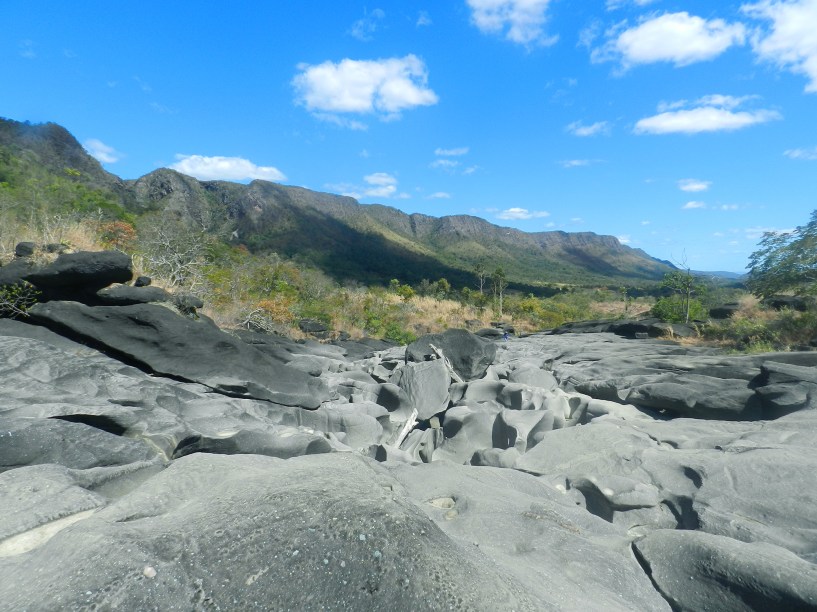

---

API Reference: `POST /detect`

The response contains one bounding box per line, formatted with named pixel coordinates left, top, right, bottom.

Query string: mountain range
left=0, top=117, right=677, bottom=289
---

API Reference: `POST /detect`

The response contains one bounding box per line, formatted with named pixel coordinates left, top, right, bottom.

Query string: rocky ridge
left=1, top=249, right=816, bottom=610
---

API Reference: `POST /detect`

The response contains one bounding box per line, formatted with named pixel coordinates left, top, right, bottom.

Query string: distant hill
left=0, top=117, right=676, bottom=289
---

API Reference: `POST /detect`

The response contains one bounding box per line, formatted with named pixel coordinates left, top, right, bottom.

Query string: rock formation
left=1, top=248, right=816, bottom=610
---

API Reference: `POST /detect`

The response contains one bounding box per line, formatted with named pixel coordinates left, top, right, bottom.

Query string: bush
left=0, top=283, right=39, bottom=318
left=652, top=296, right=707, bottom=323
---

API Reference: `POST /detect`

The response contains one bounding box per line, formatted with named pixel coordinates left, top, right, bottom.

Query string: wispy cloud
left=19, top=39, right=36, bottom=59
left=745, top=225, right=795, bottom=240
left=432, top=147, right=472, bottom=174
left=349, top=8, right=385, bottom=42
left=743, top=0, right=817, bottom=93
left=150, top=102, right=176, bottom=114
left=417, top=11, right=432, bottom=27
left=617, top=235, right=632, bottom=244
left=606, top=0, right=658, bottom=10
left=678, top=178, right=712, bottom=192
left=293, top=55, right=438, bottom=126
left=466, top=0, right=558, bottom=46
left=328, top=172, right=410, bottom=200
left=565, top=120, right=611, bottom=136
left=431, top=159, right=460, bottom=170
left=133, top=76, right=152, bottom=92
left=682, top=201, right=707, bottom=209
left=784, top=146, right=817, bottom=160
left=84, top=139, right=122, bottom=164
left=635, top=94, right=780, bottom=134
left=559, top=158, right=601, bottom=168
left=170, top=155, right=286, bottom=182
left=435, top=146, right=469, bottom=156
left=497, top=207, right=550, bottom=220
left=593, top=12, right=746, bottom=68
left=427, top=192, right=451, bottom=199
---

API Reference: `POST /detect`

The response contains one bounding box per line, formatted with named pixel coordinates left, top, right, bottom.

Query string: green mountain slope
left=0, top=117, right=674, bottom=288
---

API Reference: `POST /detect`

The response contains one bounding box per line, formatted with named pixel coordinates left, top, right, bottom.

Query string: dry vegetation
left=3, top=212, right=813, bottom=352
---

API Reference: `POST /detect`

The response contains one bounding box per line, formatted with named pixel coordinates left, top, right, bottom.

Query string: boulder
left=624, top=374, right=761, bottom=420
left=298, top=318, right=329, bottom=334
left=709, top=303, right=741, bottom=319
left=27, top=301, right=329, bottom=408
left=0, top=453, right=539, bottom=611
left=762, top=295, right=814, bottom=312
left=95, top=284, right=172, bottom=306
left=390, top=359, right=450, bottom=420
left=14, top=242, right=36, bottom=258
left=0, top=258, right=36, bottom=287
left=407, top=328, right=497, bottom=381
left=634, top=530, right=817, bottom=611
left=25, top=250, right=132, bottom=291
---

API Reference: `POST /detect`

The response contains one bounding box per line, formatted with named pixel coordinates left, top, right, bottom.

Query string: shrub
left=0, top=283, right=39, bottom=319
left=652, top=296, right=707, bottom=323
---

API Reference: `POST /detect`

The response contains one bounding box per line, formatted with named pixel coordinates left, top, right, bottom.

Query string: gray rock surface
left=2, top=305, right=817, bottom=610
left=634, top=530, right=817, bottom=611
left=407, top=328, right=497, bottom=380
left=27, top=301, right=329, bottom=408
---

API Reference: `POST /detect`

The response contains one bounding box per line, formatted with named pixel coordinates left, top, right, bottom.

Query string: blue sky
left=4, top=0, right=817, bottom=273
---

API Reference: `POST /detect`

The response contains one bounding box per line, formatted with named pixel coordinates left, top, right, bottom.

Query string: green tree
left=473, top=260, right=488, bottom=295
left=747, top=210, right=817, bottom=299
left=491, top=267, right=509, bottom=317
left=659, top=268, right=706, bottom=324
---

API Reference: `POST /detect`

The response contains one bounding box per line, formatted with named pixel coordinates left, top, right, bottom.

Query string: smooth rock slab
left=407, top=328, right=497, bottom=381
left=27, top=301, right=329, bottom=408
left=25, top=250, right=133, bottom=291
left=634, top=530, right=817, bottom=611
left=390, top=461, right=672, bottom=611
left=0, top=453, right=538, bottom=611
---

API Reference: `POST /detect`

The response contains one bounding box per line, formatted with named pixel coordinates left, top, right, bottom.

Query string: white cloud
left=560, top=159, right=589, bottom=168
left=745, top=225, right=795, bottom=239
left=349, top=8, right=385, bottom=42
left=84, top=139, right=122, bottom=164
left=682, top=201, right=707, bottom=209
left=466, top=0, right=557, bottom=46
left=595, top=12, right=746, bottom=67
left=497, top=207, right=550, bottom=220
left=617, top=235, right=632, bottom=244
left=427, top=192, right=452, bottom=199
left=19, top=39, right=36, bottom=59
left=169, top=155, right=286, bottom=182
left=292, top=55, right=438, bottom=123
left=721, top=204, right=740, bottom=210
left=607, top=0, right=658, bottom=9
left=329, top=172, right=409, bottom=200
left=150, top=102, right=175, bottom=114
left=635, top=95, right=781, bottom=134
left=559, top=159, right=600, bottom=168
left=641, top=220, right=651, bottom=225
left=785, top=146, right=817, bottom=159
left=431, top=159, right=460, bottom=171
left=435, top=146, right=469, bottom=156
left=417, top=11, right=432, bottom=27
left=312, top=113, right=369, bottom=131
left=565, top=120, right=611, bottom=136
left=463, top=165, right=479, bottom=175
left=678, top=178, right=712, bottom=192
left=743, top=0, right=817, bottom=93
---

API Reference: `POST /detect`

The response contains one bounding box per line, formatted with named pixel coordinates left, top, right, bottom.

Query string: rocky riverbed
left=1, top=250, right=816, bottom=610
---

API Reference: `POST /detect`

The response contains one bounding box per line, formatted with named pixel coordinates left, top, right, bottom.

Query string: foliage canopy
left=747, top=210, right=817, bottom=299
